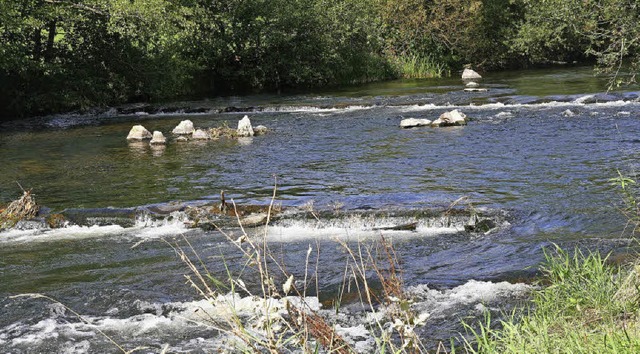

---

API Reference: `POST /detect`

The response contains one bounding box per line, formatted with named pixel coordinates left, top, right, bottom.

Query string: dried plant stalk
left=286, top=301, right=353, bottom=354
left=0, top=190, right=39, bottom=229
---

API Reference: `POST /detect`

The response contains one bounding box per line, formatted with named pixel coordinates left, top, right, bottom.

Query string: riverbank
left=463, top=246, right=640, bottom=353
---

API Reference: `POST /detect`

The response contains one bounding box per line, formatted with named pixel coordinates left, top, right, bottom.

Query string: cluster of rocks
left=399, top=67, right=488, bottom=129
left=462, top=68, right=488, bottom=92
left=400, top=109, right=468, bottom=128
left=126, top=115, right=268, bottom=144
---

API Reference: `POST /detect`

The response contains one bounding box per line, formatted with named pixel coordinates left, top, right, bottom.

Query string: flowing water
left=1, top=66, right=640, bottom=352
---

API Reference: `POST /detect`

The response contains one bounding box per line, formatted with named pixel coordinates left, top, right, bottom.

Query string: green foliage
left=509, top=0, right=593, bottom=65
left=3, top=0, right=640, bottom=118
left=610, top=170, right=640, bottom=234
left=464, top=246, right=640, bottom=353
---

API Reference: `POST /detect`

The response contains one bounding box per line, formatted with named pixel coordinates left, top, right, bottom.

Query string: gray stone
left=240, top=213, right=268, bottom=227
left=462, top=68, right=482, bottom=80
left=465, top=81, right=480, bottom=88
left=431, top=110, right=468, bottom=127
left=237, top=115, right=255, bottom=137
left=192, top=129, right=211, bottom=140
left=562, top=109, right=576, bottom=117
left=149, top=131, right=166, bottom=145
left=176, top=136, right=188, bottom=142
left=126, top=125, right=152, bottom=140
left=254, top=125, right=269, bottom=135
left=400, top=118, right=432, bottom=128
left=172, top=120, right=195, bottom=135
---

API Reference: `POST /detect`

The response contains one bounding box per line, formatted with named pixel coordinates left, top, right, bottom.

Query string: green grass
left=391, top=54, right=448, bottom=79
left=462, top=245, right=640, bottom=353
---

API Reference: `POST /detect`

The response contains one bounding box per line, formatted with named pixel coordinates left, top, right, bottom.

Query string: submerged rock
left=126, top=125, right=152, bottom=140
left=431, top=110, right=468, bottom=127
left=192, top=129, right=211, bottom=140
left=400, top=118, right=432, bottom=128
left=185, top=202, right=280, bottom=230
left=462, top=68, right=482, bottom=80
left=464, top=218, right=497, bottom=233
left=562, top=109, right=576, bottom=117
left=464, top=87, right=488, bottom=92
left=149, top=131, right=166, bottom=145
left=237, top=115, right=255, bottom=137
left=465, top=81, right=480, bottom=88
left=176, top=136, right=189, bottom=142
left=172, top=120, right=195, bottom=135
left=46, top=213, right=67, bottom=228
left=61, top=208, right=136, bottom=227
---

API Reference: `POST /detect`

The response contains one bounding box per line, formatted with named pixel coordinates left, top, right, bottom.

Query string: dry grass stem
left=0, top=189, right=39, bottom=229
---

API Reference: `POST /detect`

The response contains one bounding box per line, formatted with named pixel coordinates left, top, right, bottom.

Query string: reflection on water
left=127, top=141, right=148, bottom=157
left=150, top=144, right=166, bottom=157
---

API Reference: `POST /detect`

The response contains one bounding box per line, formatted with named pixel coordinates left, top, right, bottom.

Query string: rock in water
left=126, top=125, right=152, bottom=140
left=400, top=118, right=432, bottom=128
left=464, top=87, right=488, bottom=92
left=432, top=110, right=468, bottom=127
left=562, top=109, right=576, bottom=117
left=462, top=68, right=482, bottom=80
left=465, top=81, right=480, bottom=88
left=192, top=129, right=211, bottom=140
left=150, top=131, right=166, bottom=145
left=172, top=120, right=195, bottom=135
left=237, top=115, right=255, bottom=137
left=254, top=125, right=269, bottom=135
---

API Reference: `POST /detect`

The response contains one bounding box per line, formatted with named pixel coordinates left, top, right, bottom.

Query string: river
left=1, top=65, right=639, bottom=352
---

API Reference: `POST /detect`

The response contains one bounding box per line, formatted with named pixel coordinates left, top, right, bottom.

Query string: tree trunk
left=33, top=27, right=42, bottom=61
left=44, top=20, right=57, bottom=62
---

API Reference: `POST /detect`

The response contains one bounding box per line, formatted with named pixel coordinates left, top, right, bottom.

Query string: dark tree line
left=1, top=0, right=638, bottom=119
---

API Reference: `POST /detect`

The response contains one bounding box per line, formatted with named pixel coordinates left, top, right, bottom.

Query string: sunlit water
left=2, top=65, right=640, bottom=352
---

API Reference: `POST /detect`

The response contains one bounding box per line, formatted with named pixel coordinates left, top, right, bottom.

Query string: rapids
left=1, top=65, right=640, bottom=352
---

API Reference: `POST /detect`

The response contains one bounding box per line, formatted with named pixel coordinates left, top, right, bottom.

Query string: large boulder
left=237, top=115, right=255, bottom=137
left=432, top=110, right=468, bottom=127
left=126, top=125, right=152, bottom=140
left=172, top=120, right=195, bottom=135
left=462, top=68, right=482, bottom=80
left=192, top=129, right=211, bottom=140
left=400, top=118, right=432, bottom=128
left=150, top=131, right=166, bottom=145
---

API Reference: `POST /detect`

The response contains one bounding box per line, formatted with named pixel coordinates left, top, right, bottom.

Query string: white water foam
left=0, top=212, right=189, bottom=244
left=258, top=104, right=375, bottom=114
left=397, top=99, right=640, bottom=114
left=0, top=224, right=125, bottom=244
left=132, top=212, right=189, bottom=239
left=263, top=219, right=461, bottom=242
left=0, top=279, right=531, bottom=353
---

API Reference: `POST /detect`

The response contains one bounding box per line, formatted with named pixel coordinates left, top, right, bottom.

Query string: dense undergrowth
left=2, top=0, right=639, bottom=119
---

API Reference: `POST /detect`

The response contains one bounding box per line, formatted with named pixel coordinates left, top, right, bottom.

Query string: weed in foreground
left=172, top=185, right=445, bottom=353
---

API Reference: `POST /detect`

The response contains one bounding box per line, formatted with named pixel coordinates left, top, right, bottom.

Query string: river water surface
left=1, top=66, right=640, bottom=352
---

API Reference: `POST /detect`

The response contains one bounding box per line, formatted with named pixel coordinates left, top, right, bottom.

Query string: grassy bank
left=463, top=246, right=640, bottom=353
